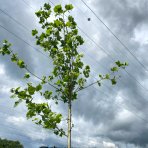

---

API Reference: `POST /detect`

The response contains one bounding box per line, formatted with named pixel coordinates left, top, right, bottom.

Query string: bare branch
left=75, top=78, right=105, bottom=92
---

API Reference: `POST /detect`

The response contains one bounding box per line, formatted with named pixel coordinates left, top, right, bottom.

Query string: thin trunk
left=67, top=99, right=71, bottom=148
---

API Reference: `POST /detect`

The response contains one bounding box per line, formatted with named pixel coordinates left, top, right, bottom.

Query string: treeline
left=0, top=138, right=23, bottom=148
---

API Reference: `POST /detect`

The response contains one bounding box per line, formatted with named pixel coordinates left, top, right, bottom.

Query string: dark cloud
left=1, top=0, right=148, bottom=147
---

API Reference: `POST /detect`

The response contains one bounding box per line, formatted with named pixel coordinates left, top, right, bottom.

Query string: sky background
left=0, top=0, right=148, bottom=148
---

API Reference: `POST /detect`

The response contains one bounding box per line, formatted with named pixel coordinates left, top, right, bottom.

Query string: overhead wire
left=1, top=0, right=148, bottom=125
left=20, top=0, right=148, bottom=123
left=20, top=0, right=148, bottom=95
left=77, top=21, right=148, bottom=94
left=0, top=24, right=48, bottom=58
left=66, top=1, right=148, bottom=95
left=81, top=0, right=148, bottom=72
left=0, top=9, right=30, bottom=32
left=0, top=24, right=58, bottom=89
left=72, top=1, right=142, bottom=70
left=1, top=83, right=148, bottom=127
left=79, top=42, right=148, bottom=108
left=49, top=3, right=148, bottom=124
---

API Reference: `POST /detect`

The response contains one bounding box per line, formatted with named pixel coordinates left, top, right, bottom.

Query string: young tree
left=0, top=3, right=128, bottom=148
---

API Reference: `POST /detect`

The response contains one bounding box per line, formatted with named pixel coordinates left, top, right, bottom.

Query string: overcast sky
left=0, top=0, right=148, bottom=148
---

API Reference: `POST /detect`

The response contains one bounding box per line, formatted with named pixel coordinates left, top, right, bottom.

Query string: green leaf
left=41, top=76, right=46, bottom=84
left=66, top=21, right=71, bottom=27
left=73, top=29, right=78, bottom=35
left=46, top=28, right=51, bottom=35
left=54, top=20, right=62, bottom=27
left=44, top=91, right=52, bottom=99
left=11, top=54, right=18, bottom=62
left=24, top=73, right=30, bottom=79
left=35, top=10, right=42, bottom=17
left=55, top=101, right=58, bottom=105
left=32, top=29, right=38, bottom=36
left=56, top=80, right=61, bottom=85
left=115, top=60, right=121, bottom=67
left=65, top=4, right=73, bottom=11
left=17, top=60, right=25, bottom=68
left=83, top=65, right=90, bottom=78
left=54, top=5, right=63, bottom=13
left=54, top=130, right=59, bottom=135
left=105, top=74, right=110, bottom=79
left=76, top=35, right=84, bottom=45
left=28, top=85, right=36, bottom=95
left=44, top=3, right=51, bottom=10
left=111, top=78, right=117, bottom=85
left=36, top=84, right=42, bottom=91
left=125, top=62, right=128, bottom=66
left=99, top=74, right=102, bottom=78
left=111, top=66, right=118, bottom=72
left=68, top=15, right=74, bottom=22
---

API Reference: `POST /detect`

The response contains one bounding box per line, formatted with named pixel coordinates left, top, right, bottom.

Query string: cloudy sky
left=0, top=0, right=148, bottom=147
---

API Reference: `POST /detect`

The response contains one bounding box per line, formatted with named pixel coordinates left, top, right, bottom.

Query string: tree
left=0, top=3, right=128, bottom=148
left=0, top=138, right=23, bottom=148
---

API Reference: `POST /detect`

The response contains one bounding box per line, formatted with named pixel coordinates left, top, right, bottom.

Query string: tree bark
left=67, top=99, right=71, bottom=148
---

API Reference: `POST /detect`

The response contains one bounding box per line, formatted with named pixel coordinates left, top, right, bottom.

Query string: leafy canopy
left=0, top=3, right=128, bottom=137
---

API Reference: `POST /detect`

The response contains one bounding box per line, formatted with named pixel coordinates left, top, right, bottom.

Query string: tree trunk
left=67, top=99, right=71, bottom=148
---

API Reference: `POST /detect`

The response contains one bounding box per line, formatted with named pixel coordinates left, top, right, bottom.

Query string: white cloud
left=103, top=141, right=117, bottom=148
left=116, top=109, right=134, bottom=122
left=6, top=116, right=26, bottom=127
left=26, top=128, right=50, bottom=141
left=132, top=24, right=148, bottom=46
left=0, top=64, right=5, bottom=75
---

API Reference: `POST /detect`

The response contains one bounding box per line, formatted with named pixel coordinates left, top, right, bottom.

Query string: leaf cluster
left=32, top=3, right=90, bottom=102
left=98, top=61, right=128, bottom=85
left=0, top=3, right=128, bottom=138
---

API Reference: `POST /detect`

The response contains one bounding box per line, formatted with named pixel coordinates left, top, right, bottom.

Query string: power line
left=73, top=2, right=141, bottom=70
left=2, top=0, right=147, bottom=106
left=0, top=9, right=30, bottom=32
left=78, top=26, right=114, bottom=62
left=80, top=42, right=148, bottom=103
left=21, top=0, right=34, bottom=10
left=48, top=0, right=147, bottom=95
left=20, top=0, right=148, bottom=114
left=20, top=0, right=148, bottom=96
left=50, top=0, right=148, bottom=96
left=0, top=24, right=56, bottom=89
left=81, top=0, right=148, bottom=72
left=1, top=83, right=148, bottom=126
left=72, top=5, right=148, bottom=106
left=0, top=24, right=48, bottom=58
left=78, top=25, right=148, bottom=94
left=0, top=0, right=147, bottom=124
left=0, top=7, right=49, bottom=59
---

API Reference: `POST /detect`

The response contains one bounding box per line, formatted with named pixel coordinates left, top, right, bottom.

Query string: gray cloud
left=1, top=0, right=148, bottom=147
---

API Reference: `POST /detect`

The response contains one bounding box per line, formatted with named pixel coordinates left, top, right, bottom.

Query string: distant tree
left=39, top=146, right=49, bottom=148
left=0, top=3, right=128, bottom=148
left=0, top=138, right=23, bottom=148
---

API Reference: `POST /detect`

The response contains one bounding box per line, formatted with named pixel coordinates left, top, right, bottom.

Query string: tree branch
left=25, top=66, right=59, bottom=90
left=75, top=78, right=104, bottom=92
